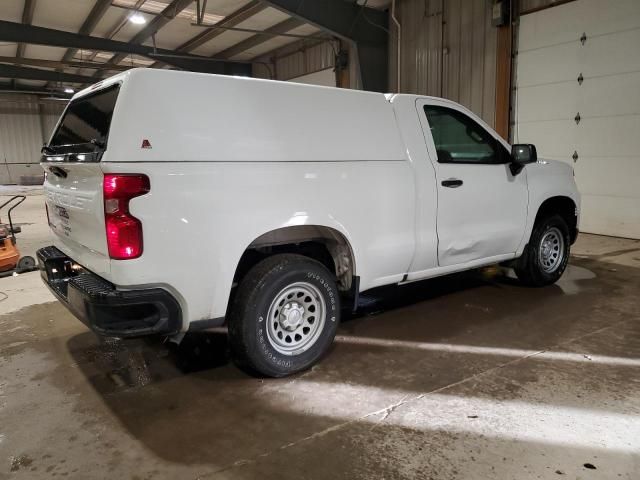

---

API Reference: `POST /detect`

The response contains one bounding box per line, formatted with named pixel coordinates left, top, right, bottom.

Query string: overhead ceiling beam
left=61, top=0, right=112, bottom=63
left=0, top=55, right=129, bottom=72
left=215, top=17, right=304, bottom=59
left=45, top=0, right=113, bottom=89
left=260, top=0, right=389, bottom=92
left=261, top=0, right=388, bottom=44
left=16, top=0, right=37, bottom=59
left=105, top=0, right=195, bottom=68
left=0, top=64, right=98, bottom=84
left=178, top=0, right=267, bottom=52
left=149, top=0, right=267, bottom=68
left=0, top=20, right=251, bottom=75
left=82, top=0, right=145, bottom=67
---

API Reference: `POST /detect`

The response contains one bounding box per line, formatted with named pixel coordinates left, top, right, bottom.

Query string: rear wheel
left=515, top=214, right=570, bottom=286
left=228, top=254, right=340, bottom=377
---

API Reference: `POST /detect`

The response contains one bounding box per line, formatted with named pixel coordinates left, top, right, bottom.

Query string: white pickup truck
left=39, top=69, right=580, bottom=377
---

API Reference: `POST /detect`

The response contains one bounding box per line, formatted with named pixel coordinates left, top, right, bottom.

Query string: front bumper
left=37, top=246, right=181, bottom=338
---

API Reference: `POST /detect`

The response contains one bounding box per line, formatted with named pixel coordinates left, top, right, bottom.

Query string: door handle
left=441, top=178, right=463, bottom=188
left=48, top=166, right=68, bottom=179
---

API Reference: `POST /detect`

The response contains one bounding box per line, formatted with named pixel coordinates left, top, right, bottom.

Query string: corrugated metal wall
left=253, top=40, right=336, bottom=82
left=40, top=102, right=66, bottom=144
left=0, top=95, right=66, bottom=184
left=390, top=0, right=498, bottom=127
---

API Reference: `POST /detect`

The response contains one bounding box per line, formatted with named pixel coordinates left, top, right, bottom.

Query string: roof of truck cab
left=386, top=92, right=460, bottom=104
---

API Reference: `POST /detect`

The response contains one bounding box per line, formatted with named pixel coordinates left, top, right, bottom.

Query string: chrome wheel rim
left=538, top=227, right=565, bottom=273
left=266, top=282, right=326, bottom=356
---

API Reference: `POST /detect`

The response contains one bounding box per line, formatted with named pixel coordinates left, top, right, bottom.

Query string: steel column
left=262, top=0, right=388, bottom=91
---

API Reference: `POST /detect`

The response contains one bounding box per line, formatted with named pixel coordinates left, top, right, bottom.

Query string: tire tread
left=515, top=214, right=570, bottom=287
left=228, top=254, right=338, bottom=377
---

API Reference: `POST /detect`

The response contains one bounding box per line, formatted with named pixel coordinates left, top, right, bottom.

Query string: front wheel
left=228, top=254, right=340, bottom=377
left=515, top=214, right=570, bottom=287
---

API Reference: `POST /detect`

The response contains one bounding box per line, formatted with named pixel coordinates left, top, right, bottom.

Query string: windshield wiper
left=90, top=138, right=106, bottom=149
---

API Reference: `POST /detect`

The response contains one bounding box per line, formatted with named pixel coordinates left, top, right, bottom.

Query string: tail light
left=103, top=174, right=150, bottom=260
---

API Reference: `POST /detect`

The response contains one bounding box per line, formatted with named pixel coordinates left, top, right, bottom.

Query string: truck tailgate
left=44, top=163, right=110, bottom=276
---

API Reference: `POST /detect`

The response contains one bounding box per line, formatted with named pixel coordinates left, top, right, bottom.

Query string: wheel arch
left=232, top=225, right=357, bottom=294
left=534, top=196, right=578, bottom=244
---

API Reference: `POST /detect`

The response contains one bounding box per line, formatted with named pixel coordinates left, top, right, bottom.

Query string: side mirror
left=509, top=144, right=537, bottom=175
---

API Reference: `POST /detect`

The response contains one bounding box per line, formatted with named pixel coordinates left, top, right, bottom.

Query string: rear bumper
left=37, top=246, right=182, bottom=338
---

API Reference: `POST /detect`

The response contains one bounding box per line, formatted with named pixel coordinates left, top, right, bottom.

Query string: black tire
left=515, top=214, right=570, bottom=287
left=228, top=254, right=340, bottom=377
left=16, top=256, right=36, bottom=273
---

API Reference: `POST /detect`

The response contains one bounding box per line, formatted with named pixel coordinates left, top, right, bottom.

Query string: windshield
left=49, top=84, right=120, bottom=150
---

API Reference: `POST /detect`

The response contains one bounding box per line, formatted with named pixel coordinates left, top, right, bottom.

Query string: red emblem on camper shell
left=141, top=139, right=152, bottom=149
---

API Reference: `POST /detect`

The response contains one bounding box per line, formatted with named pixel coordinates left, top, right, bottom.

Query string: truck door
left=417, top=99, right=528, bottom=267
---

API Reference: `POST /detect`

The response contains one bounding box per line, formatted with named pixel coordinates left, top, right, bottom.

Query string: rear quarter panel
left=103, top=160, right=415, bottom=325
left=89, top=69, right=416, bottom=327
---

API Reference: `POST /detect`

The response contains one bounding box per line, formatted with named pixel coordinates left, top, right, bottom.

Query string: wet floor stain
left=9, top=454, right=33, bottom=472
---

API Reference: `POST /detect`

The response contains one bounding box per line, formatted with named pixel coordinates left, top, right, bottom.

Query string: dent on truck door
left=420, top=103, right=528, bottom=267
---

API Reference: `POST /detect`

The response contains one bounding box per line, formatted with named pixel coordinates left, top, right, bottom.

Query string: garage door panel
left=516, top=121, right=577, bottom=160
left=519, top=2, right=586, bottom=51
left=578, top=71, right=640, bottom=118
left=579, top=29, right=640, bottom=77
left=575, top=155, right=640, bottom=199
left=580, top=195, right=640, bottom=239
left=580, top=0, right=640, bottom=36
left=517, top=29, right=640, bottom=89
left=516, top=83, right=578, bottom=122
left=517, top=0, right=640, bottom=239
left=517, top=44, right=580, bottom=87
left=577, top=116, right=640, bottom=157
left=519, top=0, right=640, bottom=51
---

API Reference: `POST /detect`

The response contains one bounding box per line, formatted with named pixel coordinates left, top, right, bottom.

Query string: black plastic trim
left=571, top=228, right=579, bottom=245
left=188, top=317, right=226, bottom=331
left=349, top=275, right=361, bottom=313
left=37, top=246, right=182, bottom=338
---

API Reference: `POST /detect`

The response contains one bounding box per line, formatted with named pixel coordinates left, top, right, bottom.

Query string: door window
left=424, top=105, right=508, bottom=164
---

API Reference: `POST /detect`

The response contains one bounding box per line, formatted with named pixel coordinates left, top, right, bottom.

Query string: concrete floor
left=1, top=189, right=639, bottom=479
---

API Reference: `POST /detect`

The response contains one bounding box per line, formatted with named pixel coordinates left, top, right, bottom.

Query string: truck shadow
left=62, top=257, right=640, bottom=470
left=127, top=265, right=568, bottom=375
left=163, top=262, right=581, bottom=374
left=68, top=258, right=605, bottom=381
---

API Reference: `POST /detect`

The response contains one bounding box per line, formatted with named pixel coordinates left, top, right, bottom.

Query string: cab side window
left=424, top=105, right=508, bottom=164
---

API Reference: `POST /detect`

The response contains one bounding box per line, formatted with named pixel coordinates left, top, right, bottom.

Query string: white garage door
left=515, top=0, right=640, bottom=239
left=289, top=68, right=336, bottom=87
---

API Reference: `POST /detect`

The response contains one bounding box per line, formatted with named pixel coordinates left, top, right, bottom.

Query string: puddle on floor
left=556, top=265, right=597, bottom=295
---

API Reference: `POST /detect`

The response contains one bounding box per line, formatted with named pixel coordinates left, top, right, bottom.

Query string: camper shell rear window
left=47, top=84, right=120, bottom=155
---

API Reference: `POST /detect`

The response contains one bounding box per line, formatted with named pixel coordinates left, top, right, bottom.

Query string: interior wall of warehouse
left=253, top=39, right=361, bottom=89
left=253, top=40, right=338, bottom=82
left=0, top=95, right=65, bottom=185
left=389, top=0, right=498, bottom=128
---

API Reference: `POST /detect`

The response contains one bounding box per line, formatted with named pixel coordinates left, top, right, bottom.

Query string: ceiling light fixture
left=64, top=87, right=74, bottom=94
left=129, top=13, right=146, bottom=24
